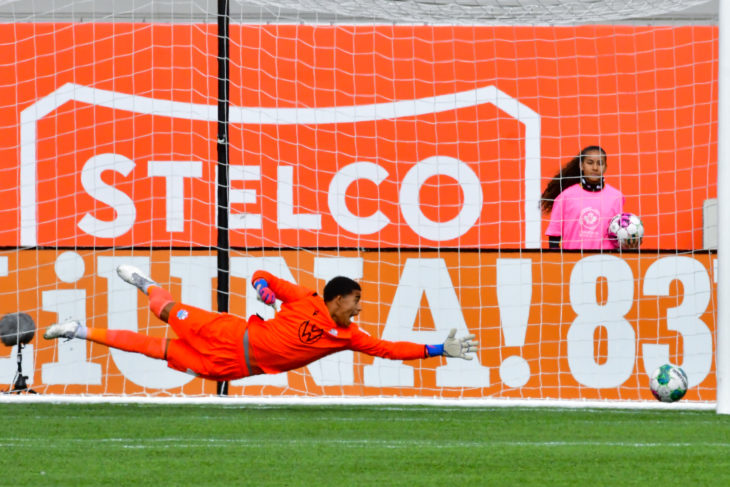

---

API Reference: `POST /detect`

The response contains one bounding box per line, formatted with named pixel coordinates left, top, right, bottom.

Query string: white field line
left=0, top=394, right=717, bottom=411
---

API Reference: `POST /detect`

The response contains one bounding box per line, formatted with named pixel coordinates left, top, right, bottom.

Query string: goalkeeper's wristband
left=425, top=344, right=444, bottom=357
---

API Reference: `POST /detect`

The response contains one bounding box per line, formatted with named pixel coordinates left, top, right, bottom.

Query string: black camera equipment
left=0, top=312, right=38, bottom=394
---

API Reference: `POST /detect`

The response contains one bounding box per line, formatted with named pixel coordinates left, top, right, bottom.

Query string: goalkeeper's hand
left=443, top=328, right=478, bottom=360
left=426, top=328, right=478, bottom=360
left=252, top=278, right=276, bottom=306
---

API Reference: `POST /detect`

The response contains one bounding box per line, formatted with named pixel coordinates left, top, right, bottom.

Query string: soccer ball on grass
left=649, top=364, right=688, bottom=403
left=608, top=212, right=644, bottom=248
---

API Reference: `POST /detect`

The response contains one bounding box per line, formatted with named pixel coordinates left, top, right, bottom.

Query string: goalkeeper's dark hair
left=539, top=145, right=607, bottom=215
left=323, top=276, right=361, bottom=302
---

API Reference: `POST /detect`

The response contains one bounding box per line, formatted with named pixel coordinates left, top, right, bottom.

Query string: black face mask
left=581, top=176, right=604, bottom=192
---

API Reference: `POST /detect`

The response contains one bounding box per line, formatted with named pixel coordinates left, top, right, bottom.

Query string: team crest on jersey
left=176, top=309, right=188, bottom=320
left=298, top=320, right=324, bottom=344
left=579, top=206, right=601, bottom=235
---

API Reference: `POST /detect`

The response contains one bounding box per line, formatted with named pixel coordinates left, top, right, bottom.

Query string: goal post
left=0, top=0, right=723, bottom=408
left=716, top=0, right=730, bottom=415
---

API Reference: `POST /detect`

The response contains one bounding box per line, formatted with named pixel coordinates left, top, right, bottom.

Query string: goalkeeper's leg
left=114, top=264, right=229, bottom=367
left=44, top=318, right=249, bottom=380
left=116, top=265, right=176, bottom=322
left=85, top=328, right=167, bottom=359
left=88, top=330, right=211, bottom=377
left=44, top=320, right=167, bottom=360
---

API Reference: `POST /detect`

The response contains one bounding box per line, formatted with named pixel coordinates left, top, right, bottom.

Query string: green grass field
left=2, top=403, right=729, bottom=486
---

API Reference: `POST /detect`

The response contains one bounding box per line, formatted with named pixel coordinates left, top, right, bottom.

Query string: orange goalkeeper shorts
left=164, top=303, right=261, bottom=381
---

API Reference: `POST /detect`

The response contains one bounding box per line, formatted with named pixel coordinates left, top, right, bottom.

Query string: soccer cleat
left=116, top=264, right=157, bottom=294
left=43, top=320, right=81, bottom=340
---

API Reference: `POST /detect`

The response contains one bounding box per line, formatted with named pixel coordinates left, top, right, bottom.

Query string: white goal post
left=0, top=0, right=725, bottom=412
left=716, top=0, right=730, bottom=415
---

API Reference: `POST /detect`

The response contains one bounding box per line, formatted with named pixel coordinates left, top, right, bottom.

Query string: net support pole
left=215, top=0, right=231, bottom=396
left=717, top=0, right=730, bottom=415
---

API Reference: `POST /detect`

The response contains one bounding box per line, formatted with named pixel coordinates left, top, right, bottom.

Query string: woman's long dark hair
left=539, top=145, right=606, bottom=214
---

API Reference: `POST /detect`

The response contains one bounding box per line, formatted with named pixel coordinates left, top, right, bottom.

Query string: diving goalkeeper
left=43, top=265, right=478, bottom=381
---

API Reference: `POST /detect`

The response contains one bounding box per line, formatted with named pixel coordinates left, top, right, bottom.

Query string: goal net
left=0, top=0, right=719, bottom=406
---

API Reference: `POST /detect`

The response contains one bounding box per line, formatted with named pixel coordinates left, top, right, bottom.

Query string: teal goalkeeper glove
left=426, top=329, right=478, bottom=360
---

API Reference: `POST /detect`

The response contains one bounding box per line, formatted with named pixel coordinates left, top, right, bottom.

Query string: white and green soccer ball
left=608, top=212, right=644, bottom=248
left=649, top=364, right=688, bottom=403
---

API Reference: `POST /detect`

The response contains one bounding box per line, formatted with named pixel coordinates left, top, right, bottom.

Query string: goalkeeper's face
left=329, top=290, right=362, bottom=328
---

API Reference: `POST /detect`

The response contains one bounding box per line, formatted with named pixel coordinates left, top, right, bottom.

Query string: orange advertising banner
left=0, top=24, right=717, bottom=249
left=0, top=250, right=716, bottom=401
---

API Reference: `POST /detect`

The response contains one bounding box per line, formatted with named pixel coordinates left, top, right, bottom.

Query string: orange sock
left=86, top=328, right=166, bottom=360
left=148, top=285, right=174, bottom=319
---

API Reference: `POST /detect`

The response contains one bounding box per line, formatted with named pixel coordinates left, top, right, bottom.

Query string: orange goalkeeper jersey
left=248, top=270, right=428, bottom=374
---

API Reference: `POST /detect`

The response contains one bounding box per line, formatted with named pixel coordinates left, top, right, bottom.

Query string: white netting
left=0, top=1, right=720, bottom=406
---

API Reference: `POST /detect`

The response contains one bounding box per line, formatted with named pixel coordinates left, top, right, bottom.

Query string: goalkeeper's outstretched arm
left=350, top=327, right=479, bottom=361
